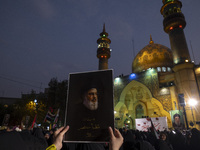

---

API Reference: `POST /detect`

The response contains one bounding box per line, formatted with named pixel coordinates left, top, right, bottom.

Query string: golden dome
left=132, top=37, right=173, bottom=73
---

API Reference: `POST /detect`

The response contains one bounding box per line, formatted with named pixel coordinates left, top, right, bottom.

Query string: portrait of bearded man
left=172, top=113, right=185, bottom=130
left=82, top=87, right=98, bottom=111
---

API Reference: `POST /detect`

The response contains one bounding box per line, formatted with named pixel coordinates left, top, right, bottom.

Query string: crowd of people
left=118, top=127, right=200, bottom=150
left=0, top=125, right=123, bottom=150
left=0, top=124, right=200, bottom=150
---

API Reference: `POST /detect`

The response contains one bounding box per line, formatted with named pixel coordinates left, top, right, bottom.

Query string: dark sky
left=0, top=0, right=200, bottom=98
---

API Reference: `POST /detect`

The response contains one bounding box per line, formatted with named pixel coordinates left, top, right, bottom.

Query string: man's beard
left=83, top=99, right=98, bottom=110
left=174, top=121, right=181, bottom=126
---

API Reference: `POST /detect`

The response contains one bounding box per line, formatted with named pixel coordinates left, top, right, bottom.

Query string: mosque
left=96, top=0, right=200, bottom=130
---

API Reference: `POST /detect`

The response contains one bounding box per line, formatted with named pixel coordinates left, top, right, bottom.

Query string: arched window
left=162, top=67, right=166, bottom=72
left=167, top=67, right=171, bottom=72
left=157, top=67, right=161, bottom=72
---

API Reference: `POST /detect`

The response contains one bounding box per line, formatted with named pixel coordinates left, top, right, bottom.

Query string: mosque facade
left=97, top=0, right=200, bottom=130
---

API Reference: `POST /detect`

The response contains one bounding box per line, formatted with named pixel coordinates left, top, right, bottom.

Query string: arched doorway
left=115, top=80, right=172, bottom=129
left=136, top=104, right=144, bottom=118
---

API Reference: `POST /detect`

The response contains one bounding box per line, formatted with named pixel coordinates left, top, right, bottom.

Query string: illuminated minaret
left=160, top=0, right=191, bottom=64
left=161, top=0, right=200, bottom=129
left=97, top=24, right=111, bottom=70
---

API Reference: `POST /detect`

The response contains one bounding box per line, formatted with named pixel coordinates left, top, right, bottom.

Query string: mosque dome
left=132, top=36, right=173, bottom=73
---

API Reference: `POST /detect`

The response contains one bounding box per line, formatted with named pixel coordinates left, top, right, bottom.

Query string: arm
left=108, top=127, right=123, bottom=150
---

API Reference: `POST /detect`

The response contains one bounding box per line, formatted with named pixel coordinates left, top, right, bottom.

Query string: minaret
left=97, top=24, right=111, bottom=70
left=160, top=0, right=191, bottom=64
left=161, top=0, right=200, bottom=129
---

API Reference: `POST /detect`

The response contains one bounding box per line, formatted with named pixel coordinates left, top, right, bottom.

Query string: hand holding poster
left=64, top=70, right=114, bottom=143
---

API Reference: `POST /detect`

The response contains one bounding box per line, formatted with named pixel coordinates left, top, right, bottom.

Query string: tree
left=21, top=90, right=48, bottom=127
left=47, top=78, right=68, bottom=126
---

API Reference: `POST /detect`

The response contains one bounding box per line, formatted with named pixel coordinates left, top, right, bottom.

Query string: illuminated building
left=97, top=0, right=200, bottom=129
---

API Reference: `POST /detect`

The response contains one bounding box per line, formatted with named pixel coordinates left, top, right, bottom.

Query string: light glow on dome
left=114, top=77, right=122, bottom=85
left=129, top=73, right=136, bottom=80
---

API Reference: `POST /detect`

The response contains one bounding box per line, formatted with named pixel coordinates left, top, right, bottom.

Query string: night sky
left=0, top=0, right=200, bottom=98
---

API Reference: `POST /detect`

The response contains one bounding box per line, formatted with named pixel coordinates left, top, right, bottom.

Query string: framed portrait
left=169, top=110, right=185, bottom=130
left=64, top=69, right=114, bottom=143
